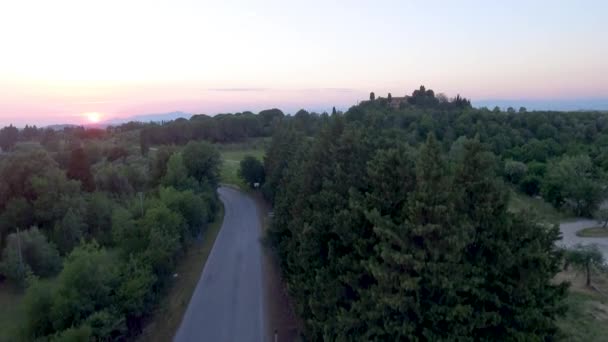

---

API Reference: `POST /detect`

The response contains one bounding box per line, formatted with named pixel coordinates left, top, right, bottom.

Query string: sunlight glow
left=85, top=112, right=102, bottom=123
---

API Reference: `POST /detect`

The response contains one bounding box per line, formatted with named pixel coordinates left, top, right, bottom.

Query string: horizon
left=3, top=93, right=608, bottom=128
left=1, top=0, right=607, bottom=127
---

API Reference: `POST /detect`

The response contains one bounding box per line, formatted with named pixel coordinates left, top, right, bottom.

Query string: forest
left=260, top=87, right=608, bottom=340
left=0, top=126, right=220, bottom=340
left=1, top=85, right=607, bottom=340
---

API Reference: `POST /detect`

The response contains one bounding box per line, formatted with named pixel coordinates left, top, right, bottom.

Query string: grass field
left=138, top=202, right=225, bottom=342
left=508, top=189, right=573, bottom=223
left=576, top=226, right=608, bottom=237
left=219, top=146, right=265, bottom=189
left=556, top=269, right=608, bottom=341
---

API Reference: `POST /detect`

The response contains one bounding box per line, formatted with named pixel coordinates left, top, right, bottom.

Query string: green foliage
left=541, top=155, right=605, bottom=216
left=182, top=141, right=221, bottom=187
left=94, top=163, right=134, bottom=195
left=238, top=155, right=265, bottom=187
left=50, top=243, right=120, bottom=331
left=84, top=192, right=114, bottom=245
left=0, top=123, right=221, bottom=340
left=565, top=244, right=605, bottom=286
left=262, top=124, right=305, bottom=203
left=159, top=186, right=208, bottom=238
left=53, top=209, right=86, bottom=255
left=140, top=204, right=184, bottom=278
left=50, top=324, right=92, bottom=342
left=66, top=147, right=95, bottom=192
left=0, top=227, right=62, bottom=285
left=23, top=278, right=56, bottom=339
left=267, top=111, right=568, bottom=339
left=149, top=146, right=175, bottom=185
left=116, top=257, right=157, bottom=318
left=504, top=159, right=528, bottom=184
left=162, top=152, right=199, bottom=191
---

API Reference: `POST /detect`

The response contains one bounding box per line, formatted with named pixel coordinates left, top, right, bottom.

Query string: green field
left=557, top=291, right=608, bottom=341
left=219, top=146, right=265, bottom=189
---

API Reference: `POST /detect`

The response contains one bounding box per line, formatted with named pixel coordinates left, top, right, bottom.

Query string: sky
left=0, top=0, right=607, bottom=126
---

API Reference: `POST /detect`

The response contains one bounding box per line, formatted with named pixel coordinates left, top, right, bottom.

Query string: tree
left=0, top=227, right=62, bottom=285
left=541, top=155, right=605, bottom=216
left=159, top=187, right=208, bottom=238
left=49, top=243, right=121, bottom=332
left=363, top=135, right=468, bottom=339
left=23, top=277, right=56, bottom=339
left=332, top=106, right=337, bottom=115
left=84, top=193, right=114, bottom=245
left=595, top=208, right=608, bottom=228
left=504, top=159, right=528, bottom=184
left=53, top=209, right=86, bottom=255
left=262, top=123, right=304, bottom=203
left=140, top=204, right=184, bottom=279
left=181, top=141, right=221, bottom=188
left=238, top=156, right=265, bottom=187
left=387, top=93, right=392, bottom=103
left=67, top=147, right=95, bottom=192
left=162, top=153, right=198, bottom=191
left=565, top=244, right=604, bottom=286
left=369, top=92, right=375, bottom=101
left=0, top=197, right=33, bottom=244
left=453, top=138, right=566, bottom=339
left=0, top=124, right=19, bottom=151
left=149, top=146, right=175, bottom=185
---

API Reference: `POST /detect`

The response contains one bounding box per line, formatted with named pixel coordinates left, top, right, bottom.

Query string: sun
left=85, top=112, right=102, bottom=124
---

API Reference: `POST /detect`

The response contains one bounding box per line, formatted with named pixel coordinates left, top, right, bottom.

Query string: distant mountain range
left=102, top=111, right=192, bottom=125
left=473, top=98, right=608, bottom=111
left=42, top=111, right=192, bottom=130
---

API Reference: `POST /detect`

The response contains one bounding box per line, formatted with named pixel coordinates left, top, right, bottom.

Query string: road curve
left=559, top=219, right=608, bottom=260
left=174, top=186, right=265, bottom=342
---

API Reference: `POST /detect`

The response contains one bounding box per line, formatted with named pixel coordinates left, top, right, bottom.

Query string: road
left=559, top=219, right=608, bottom=260
left=174, top=186, right=265, bottom=342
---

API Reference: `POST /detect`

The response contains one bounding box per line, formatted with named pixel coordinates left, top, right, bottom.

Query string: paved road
left=559, top=219, right=608, bottom=260
left=174, top=187, right=265, bottom=342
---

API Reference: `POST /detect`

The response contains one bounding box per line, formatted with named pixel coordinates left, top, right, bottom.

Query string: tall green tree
left=181, top=141, right=221, bottom=188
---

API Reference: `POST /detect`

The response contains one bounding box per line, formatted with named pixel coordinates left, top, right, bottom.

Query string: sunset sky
left=1, top=0, right=607, bottom=126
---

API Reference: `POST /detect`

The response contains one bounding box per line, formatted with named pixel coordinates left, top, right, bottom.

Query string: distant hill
left=44, top=124, right=80, bottom=131
left=104, top=111, right=191, bottom=125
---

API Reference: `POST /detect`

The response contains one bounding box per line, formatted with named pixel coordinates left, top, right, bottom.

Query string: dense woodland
left=0, top=126, right=220, bottom=340
left=1, top=85, right=607, bottom=340
left=261, top=88, right=607, bottom=340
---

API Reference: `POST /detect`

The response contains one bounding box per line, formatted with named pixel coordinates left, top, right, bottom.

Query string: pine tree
left=453, top=138, right=567, bottom=339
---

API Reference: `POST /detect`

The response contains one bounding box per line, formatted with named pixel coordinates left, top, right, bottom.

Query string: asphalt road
left=174, top=186, right=265, bottom=342
left=559, top=219, right=608, bottom=260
